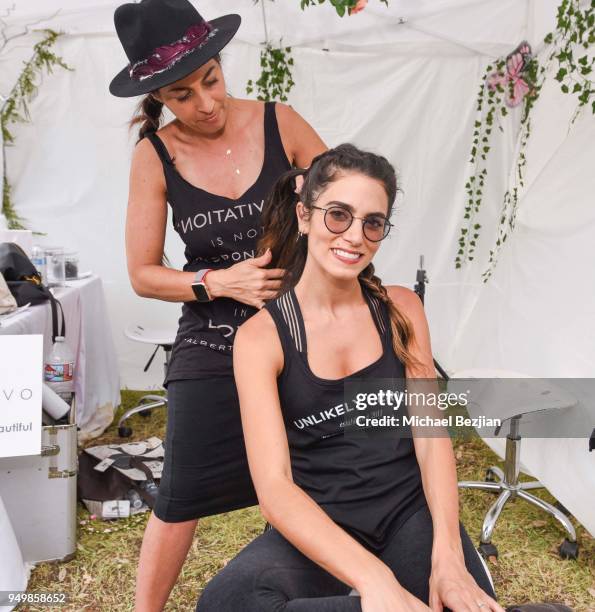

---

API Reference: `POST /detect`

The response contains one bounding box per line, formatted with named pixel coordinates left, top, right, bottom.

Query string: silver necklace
left=225, top=148, right=241, bottom=175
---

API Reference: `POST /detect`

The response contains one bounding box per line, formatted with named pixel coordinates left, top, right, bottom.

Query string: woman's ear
left=295, top=201, right=310, bottom=234
left=150, top=90, right=163, bottom=104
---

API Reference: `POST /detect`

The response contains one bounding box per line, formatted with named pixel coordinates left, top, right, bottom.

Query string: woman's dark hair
left=129, top=54, right=222, bottom=143
left=259, top=143, right=421, bottom=372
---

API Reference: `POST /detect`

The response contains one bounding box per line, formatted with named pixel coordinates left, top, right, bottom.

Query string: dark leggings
left=196, top=505, right=496, bottom=611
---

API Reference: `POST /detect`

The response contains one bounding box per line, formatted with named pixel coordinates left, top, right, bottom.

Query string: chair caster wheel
left=139, top=409, right=151, bottom=417
left=118, top=426, right=133, bottom=438
left=478, top=542, right=498, bottom=561
left=485, top=468, right=497, bottom=483
left=559, top=538, right=579, bottom=560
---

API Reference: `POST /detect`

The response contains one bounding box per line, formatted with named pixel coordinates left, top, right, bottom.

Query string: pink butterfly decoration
left=487, top=41, right=533, bottom=107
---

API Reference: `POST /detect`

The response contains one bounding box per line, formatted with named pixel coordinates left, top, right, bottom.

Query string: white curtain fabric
left=0, top=495, right=29, bottom=611
left=0, top=1, right=593, bottom=531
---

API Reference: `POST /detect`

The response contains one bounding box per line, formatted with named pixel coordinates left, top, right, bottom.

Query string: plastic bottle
left=44, top=336, right=75, bottom=405
left=138, top=479, right=159, bottom=502
left=31, top=245, right=47, bottom=285
left=126, top=489, right=143, bottom=510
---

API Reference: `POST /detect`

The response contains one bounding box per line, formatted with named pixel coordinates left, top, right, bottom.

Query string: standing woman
left=109, top=1, right=326, bottom=610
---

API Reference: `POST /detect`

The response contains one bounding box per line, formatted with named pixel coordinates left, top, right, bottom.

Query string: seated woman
left=196, top=144, right=504, bottom=612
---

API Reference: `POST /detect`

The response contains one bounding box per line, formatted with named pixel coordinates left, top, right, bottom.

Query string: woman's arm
left=233, top=312, right=427, bottom=611
left=388, top=286, right=504, bottom=612
left=387, top=286, right=463, bottom=555
left=275, top=103, right=327, bottom=167
left=126, top=139, right=284, bottom=308
left=126, top=138, right=196, bottom=302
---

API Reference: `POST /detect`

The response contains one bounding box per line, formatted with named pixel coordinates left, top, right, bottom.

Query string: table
left=0, top=275, right=120, bottom=441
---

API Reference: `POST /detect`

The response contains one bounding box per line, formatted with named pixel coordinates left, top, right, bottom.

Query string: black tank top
left=147, top=102, right=292, bottom=383
left=264, top=287, right=428, bottom=550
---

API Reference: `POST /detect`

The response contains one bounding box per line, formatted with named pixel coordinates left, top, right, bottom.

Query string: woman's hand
left=360, top=570, right=431, bottom=612
left=429, top=556, right=505, bottom=612
left=206, top=248, right=285, bottom=309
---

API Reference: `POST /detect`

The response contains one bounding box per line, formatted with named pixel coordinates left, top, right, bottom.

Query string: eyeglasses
left=310, top=205, right=392, bottom=242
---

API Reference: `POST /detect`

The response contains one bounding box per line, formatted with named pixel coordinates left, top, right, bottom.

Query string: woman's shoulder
left=273, top=103, right=327, bottom=168
left=234, top=305, right=285, bottom=373
left=132, top=120, right=176, bottom=158
left=237, top=304, right=279, bottom=342
left=130, top=134, right=166, bottom=184
left=386, top=285, right=424, bottom=318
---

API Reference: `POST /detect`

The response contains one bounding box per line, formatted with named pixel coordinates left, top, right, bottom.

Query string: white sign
left=0, top=335, right=42, bottom=457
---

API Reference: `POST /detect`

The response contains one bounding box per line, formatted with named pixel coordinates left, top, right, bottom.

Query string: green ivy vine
left=247, top=42, right=295, bottom=102
left=457, top=0, right=594, bottom=281
left=247, top=0, right=390, bottom=101
left=1, top=29, right=70, bottom=229
left=300, top=0, right=387, bottom=18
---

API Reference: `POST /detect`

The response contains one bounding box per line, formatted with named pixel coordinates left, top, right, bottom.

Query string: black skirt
left=153, top=378, right=258, bottom=522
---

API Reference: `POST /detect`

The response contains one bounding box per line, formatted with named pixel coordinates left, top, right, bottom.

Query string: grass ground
left=23, top=390, right=595, bottom=611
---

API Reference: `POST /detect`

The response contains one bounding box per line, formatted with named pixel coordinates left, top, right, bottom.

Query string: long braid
left=130, top=95, right=164, bottom=143
left=359, top=264, right=422, bottom=374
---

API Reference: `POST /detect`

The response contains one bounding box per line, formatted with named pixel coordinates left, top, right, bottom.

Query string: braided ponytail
left=258, top=167, right=309, bottom=291
left=130, top=94, right=164, bottom=143
left=359, top=263, right=423, bottom=374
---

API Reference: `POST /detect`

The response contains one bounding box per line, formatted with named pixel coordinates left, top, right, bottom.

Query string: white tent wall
left=1, top=0, right=564, bottom=388
left=1, top=0, right=593, bottom=530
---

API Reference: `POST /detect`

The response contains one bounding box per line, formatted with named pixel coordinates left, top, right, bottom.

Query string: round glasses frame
left=310, top=205, right=393, bottom=242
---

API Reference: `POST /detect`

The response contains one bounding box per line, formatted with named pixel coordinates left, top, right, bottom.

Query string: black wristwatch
left=191, top=269, right=213, bottom=302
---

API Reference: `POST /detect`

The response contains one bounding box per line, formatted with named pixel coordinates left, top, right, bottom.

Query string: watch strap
left=194, top=268, right=212, bottom=283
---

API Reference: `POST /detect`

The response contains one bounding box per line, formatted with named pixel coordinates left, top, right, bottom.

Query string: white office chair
left=452, top=369, right=579, bottom=560
left=118, top=324, right=177, bottom=438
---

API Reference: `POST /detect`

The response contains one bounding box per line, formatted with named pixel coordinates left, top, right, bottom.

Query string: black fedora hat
left=109, top=0, right=240, bottom=98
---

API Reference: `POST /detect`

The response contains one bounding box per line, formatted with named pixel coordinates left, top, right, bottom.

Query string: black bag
left=77, top=448, right=162, bottom=509
left=0, top=242, right=65, bottom=341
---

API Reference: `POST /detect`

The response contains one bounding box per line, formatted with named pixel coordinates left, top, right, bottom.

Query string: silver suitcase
left=0, top=423, right=77, bottom=563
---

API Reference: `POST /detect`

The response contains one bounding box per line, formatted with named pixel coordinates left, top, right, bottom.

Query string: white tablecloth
left=0, top=276, right=120, bottom=441
left=0, top=495, right=29, bottom=611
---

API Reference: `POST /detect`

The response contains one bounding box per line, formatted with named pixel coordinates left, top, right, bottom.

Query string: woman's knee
left=196, top=562, right=258, bottom=612
left=196, top=533, right=285, bottom=612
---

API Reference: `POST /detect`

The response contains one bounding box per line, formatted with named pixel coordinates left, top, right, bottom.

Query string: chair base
left=459, top=465, right=578, bottom=560
left=117, top=395, right=168, bottom=438
left=118, top=343, right=172, bottom=437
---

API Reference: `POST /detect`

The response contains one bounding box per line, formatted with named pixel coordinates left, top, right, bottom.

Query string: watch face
left=192, top=282, right=210, bottom=302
